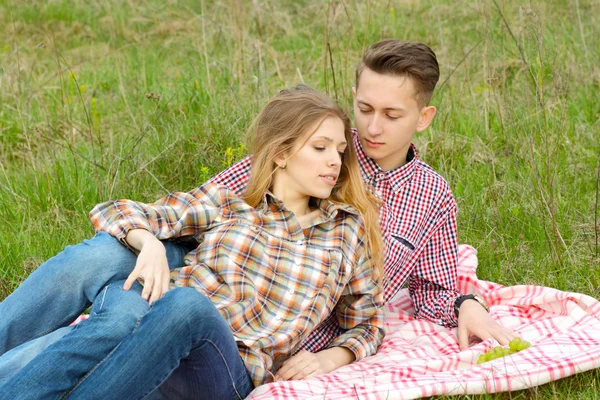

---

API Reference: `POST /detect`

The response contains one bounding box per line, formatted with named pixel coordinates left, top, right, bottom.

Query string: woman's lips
left=320, top=175, right=338, bottom=186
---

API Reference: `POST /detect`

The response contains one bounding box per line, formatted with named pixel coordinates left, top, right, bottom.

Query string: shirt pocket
left=296, top=247, right=347, bottom=321
left=386, top=234, right=415, bottom=274
left=199, top=220, right=270, bottom=299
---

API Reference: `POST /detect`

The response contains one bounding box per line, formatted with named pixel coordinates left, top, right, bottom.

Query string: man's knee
left=156, top=288, right=217, bottom=328
left=90, top=283, right=150, bottom=335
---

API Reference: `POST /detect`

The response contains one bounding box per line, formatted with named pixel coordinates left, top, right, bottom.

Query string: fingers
left=123, top=268, right=157, bottom=302
left=161, top=274, right=170, bottom=301
left=458, top=324, right=470, bottom=351
left=141, top=275, right=154, bottom=302
left=147, top=268, right=171, bottom=304
left=301, top=370, right=319, bottom=380
left=491, top=327, right=518, bottom=347
left=276, top=352, right=304, bottom=380
left=460, top=316, right=517, bottom=350
left=148, top=276, right=162, bottom=304
left=276, top=351, right=318, bottom=381
left=125, top=248, right=170, bottom=302
left=123, top=271, right=138, bottom=292
left=282, top=364, right=312, bottom=380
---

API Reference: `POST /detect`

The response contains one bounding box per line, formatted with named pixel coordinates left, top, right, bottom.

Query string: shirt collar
left=352, top=129, right=418, bottom=193
left=260, top=191, right=359, bottom=220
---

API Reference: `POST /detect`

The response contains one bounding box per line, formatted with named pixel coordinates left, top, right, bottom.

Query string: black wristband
left=454, top=294, right=476, bottom=317
left=454, top=294, right=489, bottom=317
left=454, top=294, right=475, bottom=317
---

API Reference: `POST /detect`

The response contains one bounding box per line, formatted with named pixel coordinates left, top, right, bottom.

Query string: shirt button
left=378, top=173, right=385, bottom=179
left=251, top=226, right=259, bottom=232
left=276, top=313, right=283, bottom=321
left=296, top=240, right=304, bottom=246
left=294, top=260, right=302, bottom=267
left=288, top=289, right=294, bottom=295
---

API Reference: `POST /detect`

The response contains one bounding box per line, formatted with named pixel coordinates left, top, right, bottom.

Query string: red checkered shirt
left=210, top=130, right=461, bottom=353
left=89, top=183, right=384, bottom=387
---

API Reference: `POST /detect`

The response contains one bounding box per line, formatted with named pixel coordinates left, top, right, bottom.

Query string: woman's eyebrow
left=313, top=136, right=347, bottom=146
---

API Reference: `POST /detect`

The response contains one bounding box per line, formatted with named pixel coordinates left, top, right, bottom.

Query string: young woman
left=0, top=85, right=384, bottom=399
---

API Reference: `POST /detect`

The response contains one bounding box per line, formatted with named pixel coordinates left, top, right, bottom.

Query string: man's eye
left=387, top=115, right=400, bottom=120
left=359, top=108, right=372, bottom=114
left=314, top=147, right=325, bottom=151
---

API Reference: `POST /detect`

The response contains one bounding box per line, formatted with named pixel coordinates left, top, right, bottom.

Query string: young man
left=209, top=40, right=516, bottom=378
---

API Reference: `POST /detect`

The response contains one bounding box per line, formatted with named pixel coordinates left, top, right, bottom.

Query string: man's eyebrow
left=357, top=100, right=406, bottom=112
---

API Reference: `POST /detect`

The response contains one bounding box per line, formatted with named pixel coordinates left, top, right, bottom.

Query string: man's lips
left=364, top=138, right=384, bottom=148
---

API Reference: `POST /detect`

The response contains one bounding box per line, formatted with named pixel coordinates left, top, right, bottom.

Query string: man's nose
left=367, top=114, right=383, bottom=136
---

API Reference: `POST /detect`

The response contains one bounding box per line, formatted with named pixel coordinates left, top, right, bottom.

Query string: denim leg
left=0, top=280, right=151, bottom=399
left=0, top=232, right=193, bottom=355
left=0, top=326, right=72, bottom=386
left=65, top=288, right=253, bottom=400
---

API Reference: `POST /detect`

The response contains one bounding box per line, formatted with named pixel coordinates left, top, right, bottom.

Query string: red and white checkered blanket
left=246, top=245, right=600, bottom=399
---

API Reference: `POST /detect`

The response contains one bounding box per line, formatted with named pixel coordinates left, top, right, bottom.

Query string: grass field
left=1, top=0, right=599, bottom=398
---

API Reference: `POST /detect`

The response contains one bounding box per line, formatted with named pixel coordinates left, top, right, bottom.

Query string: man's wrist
left=454, top=294, right=490, bottom=317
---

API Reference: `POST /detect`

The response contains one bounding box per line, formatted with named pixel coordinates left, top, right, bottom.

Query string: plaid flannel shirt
left=210, top=130, right=461, bottom=352
left=89, top=183, right=384, bottom=387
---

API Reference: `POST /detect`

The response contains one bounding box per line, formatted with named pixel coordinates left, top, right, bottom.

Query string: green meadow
left=0, top=0, right=599, bottom=398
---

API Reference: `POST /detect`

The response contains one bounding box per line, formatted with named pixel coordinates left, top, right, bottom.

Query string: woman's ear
left=274, top=151, right=289, bottom=169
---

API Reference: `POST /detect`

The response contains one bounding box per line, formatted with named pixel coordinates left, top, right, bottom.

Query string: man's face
left=353, top=68, right=434, bottom=171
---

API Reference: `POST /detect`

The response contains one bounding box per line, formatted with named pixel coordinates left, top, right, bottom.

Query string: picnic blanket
left=246, top=245, right=600, bottom=399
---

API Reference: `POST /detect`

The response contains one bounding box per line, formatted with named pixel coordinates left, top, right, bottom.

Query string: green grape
left=516, top=341, right=531, bottom=351
left=477, top=339, right=533, bottom=365
left=508, top=337, right=522, bottom=352
left=492, top=346, right=504, bottom=358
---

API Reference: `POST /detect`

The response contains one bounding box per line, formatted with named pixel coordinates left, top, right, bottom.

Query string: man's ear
left=416, top=105, right=437, bottom=132
left=352, top=87, right=357, bottom=98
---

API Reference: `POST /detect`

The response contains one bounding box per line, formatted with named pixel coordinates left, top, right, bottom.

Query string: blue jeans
left=66, top=287, right=253, bottom=400
left=0, top=289, right=253, bottom=400
left=0, top=326, right=72, bottom=386
left=0, top=232, right=192, bottom=398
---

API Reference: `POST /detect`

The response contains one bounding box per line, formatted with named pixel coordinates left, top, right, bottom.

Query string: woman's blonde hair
left=243, top=84, right=384, bottom=281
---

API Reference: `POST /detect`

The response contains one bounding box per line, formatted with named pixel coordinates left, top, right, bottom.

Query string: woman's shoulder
left=321, top=201, right=367, bottom=243
left=192, top=182, right=251, bottom=210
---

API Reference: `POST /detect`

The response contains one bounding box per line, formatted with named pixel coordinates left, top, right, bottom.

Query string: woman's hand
left=123, top=229, right=171, bottom=304
left=457, top=299, right=518, bottom=350
left=275, top=348, right=355, bottom=381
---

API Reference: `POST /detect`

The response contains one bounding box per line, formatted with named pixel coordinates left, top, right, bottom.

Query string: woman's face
left=276, top=116, right=347, bottom=201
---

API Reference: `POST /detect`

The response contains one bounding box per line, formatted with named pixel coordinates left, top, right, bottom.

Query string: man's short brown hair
left=356, top=40, right=440, bottom=107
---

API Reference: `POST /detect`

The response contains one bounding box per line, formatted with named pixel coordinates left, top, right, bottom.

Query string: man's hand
left=457, top=299, right=517, bottom=350
left=123, top=229, right=170, bottom=304
left=275, top=348, right=355, bottom=381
